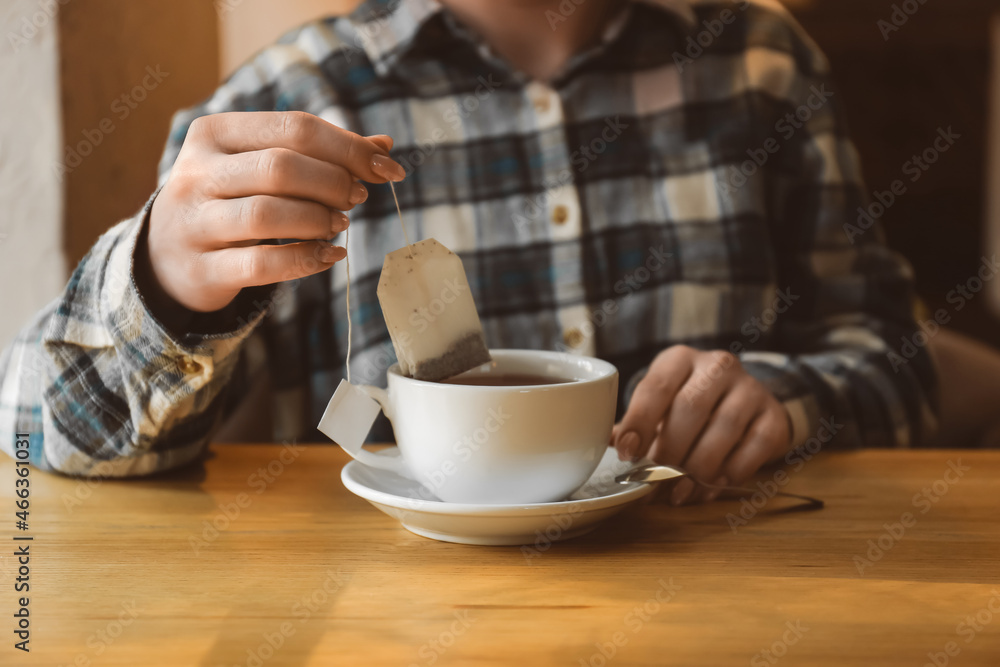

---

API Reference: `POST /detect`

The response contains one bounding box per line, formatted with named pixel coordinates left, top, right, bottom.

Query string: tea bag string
left=390, top=181, right=413, bottom=259
left=344, top=227, right=353, bottom=384
left=344, top=181, right=412, bottom=384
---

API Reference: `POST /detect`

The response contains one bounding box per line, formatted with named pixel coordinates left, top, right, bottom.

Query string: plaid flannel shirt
left=0, top=0, right=937, bottom=476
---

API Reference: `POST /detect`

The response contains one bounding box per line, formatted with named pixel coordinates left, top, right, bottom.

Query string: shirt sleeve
left=0, top=38, right=295, bottom=476
left=0, top=193, right=268, bottom=476
left=737, top=11, right=939, bottom=449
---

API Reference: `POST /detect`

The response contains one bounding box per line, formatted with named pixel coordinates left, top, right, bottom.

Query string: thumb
left=367, top=134, right=394, bottom=154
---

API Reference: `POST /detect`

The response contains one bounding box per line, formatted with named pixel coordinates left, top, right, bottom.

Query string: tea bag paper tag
left=317, top=380, right=381, bottom=456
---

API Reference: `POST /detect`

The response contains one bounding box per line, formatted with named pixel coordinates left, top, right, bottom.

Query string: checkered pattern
left=0, top=0, right=937, bottom=476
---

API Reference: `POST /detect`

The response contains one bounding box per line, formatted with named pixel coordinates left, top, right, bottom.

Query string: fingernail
left=349, top=183, right=369, bottom=205
left=371, top=154, right=406, bottom=182
left=319, top=244, right=345, bottom=263
left=617, top=431, right=640, bottom=462
left=705, top=477, right=728, bottom=503
left=670, top=478, right=695, bottom=506
left=332, top=212, right=349, bottom=234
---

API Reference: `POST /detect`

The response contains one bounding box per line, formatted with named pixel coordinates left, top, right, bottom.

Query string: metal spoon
left=615, top=462, right=824, bottom=511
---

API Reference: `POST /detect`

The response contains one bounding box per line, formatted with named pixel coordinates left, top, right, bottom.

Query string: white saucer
left=341, top=447, right=654, bottom=545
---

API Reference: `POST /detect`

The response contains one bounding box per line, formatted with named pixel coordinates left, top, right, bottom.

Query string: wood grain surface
left=1, top=445, right=998, bottom=666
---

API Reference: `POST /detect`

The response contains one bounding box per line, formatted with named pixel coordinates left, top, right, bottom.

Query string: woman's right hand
left=144, top=111, right=405, bottom=315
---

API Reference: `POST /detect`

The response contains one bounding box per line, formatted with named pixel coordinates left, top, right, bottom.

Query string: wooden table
left=1, top=445, right=998, bottom=666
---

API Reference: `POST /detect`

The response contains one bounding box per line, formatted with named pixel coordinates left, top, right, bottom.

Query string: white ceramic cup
left=339, top=350, right=619, bottom=505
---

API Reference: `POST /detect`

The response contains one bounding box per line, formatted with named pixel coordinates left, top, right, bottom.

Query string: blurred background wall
left=0, top=0, right=66, bottom=348
left=789, top=0, right=1000, bottom=345
left=58, top=0, right=221, bottom=293
left=1, top=0, right=999, bottom=351
left=989, top=16, right=1000, bottom=316
left=219, top=0, right=354, bottom=76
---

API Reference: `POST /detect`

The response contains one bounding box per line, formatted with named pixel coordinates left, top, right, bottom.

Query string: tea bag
left=378, top=238, right=491, bottom=381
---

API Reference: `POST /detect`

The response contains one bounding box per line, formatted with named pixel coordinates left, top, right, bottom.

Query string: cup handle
left=317, top=380, right=407, bottom=477
left=352, top=385, right=407, bottom=476
left=358, top=385, right=393, bottom=422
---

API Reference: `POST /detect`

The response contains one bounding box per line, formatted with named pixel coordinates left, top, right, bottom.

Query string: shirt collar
left=346, top=0, right=696, bottom=77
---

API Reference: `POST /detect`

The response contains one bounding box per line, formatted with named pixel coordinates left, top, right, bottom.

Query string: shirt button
left=533, top=95, right=551, bottom=113
left=178, top=357, right=203, bottom=375
left=563, top=328, right=584, bottom=349
left=552, top=205, right=570, bottom=225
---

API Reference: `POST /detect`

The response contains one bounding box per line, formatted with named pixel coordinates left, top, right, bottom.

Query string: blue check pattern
left=0, top=0, right=937, bottom=475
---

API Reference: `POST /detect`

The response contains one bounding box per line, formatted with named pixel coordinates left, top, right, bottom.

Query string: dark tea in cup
left=441, top=373, right=575, bottom=387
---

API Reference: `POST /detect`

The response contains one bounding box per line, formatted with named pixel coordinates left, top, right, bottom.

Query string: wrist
left=133, top=206, right=199, bottom=337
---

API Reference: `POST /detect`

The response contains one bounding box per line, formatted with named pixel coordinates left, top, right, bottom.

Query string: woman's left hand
left=612, top=345, right=792, bottom=506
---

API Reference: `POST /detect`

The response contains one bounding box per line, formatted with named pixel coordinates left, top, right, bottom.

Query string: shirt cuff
left=103, top=193, right=272, bottom=402
left=622, top=364, right=648, bottom=410
left=625, top=352, right=838, bottom=453
left=740, top=354, right=823, bottom=451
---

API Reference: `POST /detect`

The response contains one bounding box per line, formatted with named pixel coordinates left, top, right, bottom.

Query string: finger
left=190, top=112, right=406, bottom=182
left=721, top=409, right=789, bottom=487
left=676, top=379, right=764, bottom=504
left=615, top=347, right=696, bottom=461
left=206, top=241, right=346, bottom=292
left=197, top=196, right=349, bottom=246
left=651, top=351, right=742, bottom=469
left=367, top=134, right=394, bottom=154
left=209, top=149, right=367, bottom=211
left=666, top=477, right=696, bottom=507
left=647, top=462, right=681, bottom=504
